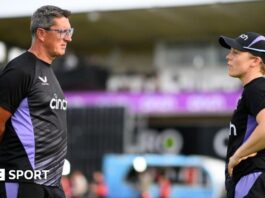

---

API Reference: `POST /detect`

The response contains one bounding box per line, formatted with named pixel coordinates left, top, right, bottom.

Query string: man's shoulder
left=3, top=52, right=36, bottom=75
left=8, top=51, right=35, bottom=67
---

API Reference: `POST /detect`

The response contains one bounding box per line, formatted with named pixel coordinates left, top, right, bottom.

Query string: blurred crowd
left=62, top=167, right=208, bottom=198
left=61, top=171, right=108, bottom=198
left=135, top=166, right=209, bottom=198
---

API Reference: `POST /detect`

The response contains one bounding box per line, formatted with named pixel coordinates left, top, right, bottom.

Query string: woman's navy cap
left=219, top=32, right=265, bottom=62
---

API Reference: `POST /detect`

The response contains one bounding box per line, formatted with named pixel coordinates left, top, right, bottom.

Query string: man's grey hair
left=30, top=5, right=71, bottom=37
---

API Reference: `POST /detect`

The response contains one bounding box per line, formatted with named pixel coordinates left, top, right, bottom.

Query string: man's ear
left=35, top=28, right=46, bottom=42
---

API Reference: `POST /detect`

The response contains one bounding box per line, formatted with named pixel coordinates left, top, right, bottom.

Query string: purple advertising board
left=65, top=91, right=241, bottom=115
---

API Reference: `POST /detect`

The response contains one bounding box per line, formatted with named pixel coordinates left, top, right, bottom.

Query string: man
left=219, top=32, right=265, bottom=197
left=0, top=5, right=73, bottom=198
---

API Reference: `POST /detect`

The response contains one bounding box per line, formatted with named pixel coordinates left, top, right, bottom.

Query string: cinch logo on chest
left=49, top=93, right=67, bottom=110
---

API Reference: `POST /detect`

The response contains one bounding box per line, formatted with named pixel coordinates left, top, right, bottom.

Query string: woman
left=219, top=32, right=265, bottom=198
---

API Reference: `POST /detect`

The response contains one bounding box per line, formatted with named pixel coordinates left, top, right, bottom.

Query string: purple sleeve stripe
left=243, top=115, right=257, bottom=143
left=5, top=182, right=19, bottom=198
left=11, top=98, right=35, bottom=169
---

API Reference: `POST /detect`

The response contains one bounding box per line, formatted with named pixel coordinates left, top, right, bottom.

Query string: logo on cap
left=239, top=34, right=248, bottom=41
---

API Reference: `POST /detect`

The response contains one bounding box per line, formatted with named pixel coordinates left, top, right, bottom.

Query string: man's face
left=43, top=17, right=73, bottom=58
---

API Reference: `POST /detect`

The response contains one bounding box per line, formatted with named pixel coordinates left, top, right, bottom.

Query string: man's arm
left=0, top=107, right=11, bottom=142
left=228, top=108, right=265, bottom=176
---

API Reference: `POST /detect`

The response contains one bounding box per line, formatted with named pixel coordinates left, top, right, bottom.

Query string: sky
left=0, top=0, right=250, bottom=18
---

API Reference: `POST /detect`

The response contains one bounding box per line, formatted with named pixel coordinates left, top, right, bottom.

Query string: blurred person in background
left=158, top=175, right=171, bottom=198
left=90, top=171, right=108, bottom=198
left=137, top=171, right=153, bottom=198
left=61, top=176, right=72, bottom=198
left=0, top=5, right=73, bottom=198
left=71, top=170, right=89, bottom=198
left=219, top=32, right=265, bottom=198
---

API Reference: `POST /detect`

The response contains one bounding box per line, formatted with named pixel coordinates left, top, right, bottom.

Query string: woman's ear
left=254, top=56, right=263, bottom=65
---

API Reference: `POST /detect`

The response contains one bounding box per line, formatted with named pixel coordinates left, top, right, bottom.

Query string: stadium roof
left=0, top=0, right=263, bottom=54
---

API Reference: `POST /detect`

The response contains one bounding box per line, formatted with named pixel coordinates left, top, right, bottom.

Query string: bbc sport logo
left=0, top=169, right=49, bottom=181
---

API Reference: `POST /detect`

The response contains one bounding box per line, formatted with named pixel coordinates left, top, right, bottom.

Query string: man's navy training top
left=0, top=51, right=67, bottom=187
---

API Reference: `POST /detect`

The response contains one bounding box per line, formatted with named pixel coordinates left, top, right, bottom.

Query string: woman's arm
left=228, top=108, right=265, bottom=176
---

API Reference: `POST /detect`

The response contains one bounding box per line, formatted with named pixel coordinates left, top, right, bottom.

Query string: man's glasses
left=43, top=28, right=74, bottom=38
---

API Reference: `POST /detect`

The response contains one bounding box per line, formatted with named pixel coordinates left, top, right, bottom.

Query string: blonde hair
left=260, top=62, right=265, bottom=75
